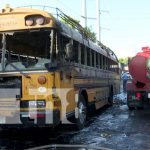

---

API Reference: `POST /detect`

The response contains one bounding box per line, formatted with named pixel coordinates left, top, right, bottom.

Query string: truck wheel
left=128, top=105, right=135, bottom=110
left=76, top=95, right=87, bottom=130
left=127, top=92, right=134, bottom=110
left=137, top=106, right=144, bottom=110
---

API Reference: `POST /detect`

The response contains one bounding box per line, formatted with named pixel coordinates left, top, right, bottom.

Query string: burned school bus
left=0, top=5, right=120, bottom=129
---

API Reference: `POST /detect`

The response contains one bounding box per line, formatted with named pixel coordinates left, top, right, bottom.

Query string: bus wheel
left=108, top=88, right=113, bottom=106
left=76, top=95, right=87, bottom=130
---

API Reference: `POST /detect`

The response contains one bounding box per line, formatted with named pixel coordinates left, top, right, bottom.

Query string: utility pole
left=81, top=0, right=102, bottom=42
left=96, top=0, right=100, bottom=41
left=81, top=0, right=87, bottom=27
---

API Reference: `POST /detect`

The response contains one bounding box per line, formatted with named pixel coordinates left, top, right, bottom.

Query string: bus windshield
left=0, top=30, right=52, bottom=72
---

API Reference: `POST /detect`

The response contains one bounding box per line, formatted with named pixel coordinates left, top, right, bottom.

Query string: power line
left=57, top=0, right=81, bottom=19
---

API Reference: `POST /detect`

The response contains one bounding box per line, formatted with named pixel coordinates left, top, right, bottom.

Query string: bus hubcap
left=78, top=102, right=86, bottom=124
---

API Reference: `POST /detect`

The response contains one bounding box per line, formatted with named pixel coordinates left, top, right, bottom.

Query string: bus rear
left=0, top=5, right=66, bottom=127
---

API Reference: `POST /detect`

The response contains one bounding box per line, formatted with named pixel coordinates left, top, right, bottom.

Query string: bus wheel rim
left=78, top=102, right=86, bottom=124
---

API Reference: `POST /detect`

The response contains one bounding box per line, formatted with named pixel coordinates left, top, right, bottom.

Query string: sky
left=0, top=0, right=150, bottom=58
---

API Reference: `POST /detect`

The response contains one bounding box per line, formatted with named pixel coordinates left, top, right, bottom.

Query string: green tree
left=84, top=26, right=96, bottom=42
left=61, top=16, right=80, bottom=28
left=61, top=16, right=96, bottom=42
left=119, top=57, right=128, bottom=71
left=119, top=57, right=128, bottom=65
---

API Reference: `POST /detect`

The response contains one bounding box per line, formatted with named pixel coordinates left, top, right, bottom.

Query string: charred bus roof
left=0, top=5, right=118, bottom=63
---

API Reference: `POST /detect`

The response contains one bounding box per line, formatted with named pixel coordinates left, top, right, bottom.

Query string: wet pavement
left=69, top=93, right=150, bottom=150
left=0, top=92, right=150, bottom=150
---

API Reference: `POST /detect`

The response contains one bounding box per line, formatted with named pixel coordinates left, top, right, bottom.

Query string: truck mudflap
left=127, top=91, right=144, bottom=109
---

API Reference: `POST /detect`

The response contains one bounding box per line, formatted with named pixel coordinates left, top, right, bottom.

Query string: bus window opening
left=0, top=31, right=54, bottom=71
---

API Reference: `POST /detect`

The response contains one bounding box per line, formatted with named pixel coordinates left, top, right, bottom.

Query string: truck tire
left=137, top=104, right=144, bottom=110
left=128, top=105, right=135, bottom=110
left=127, top=92, right=134, bottom=110
left=137, top=106, right=144, bottom=110
left=76, top=95, right=87, bottom=130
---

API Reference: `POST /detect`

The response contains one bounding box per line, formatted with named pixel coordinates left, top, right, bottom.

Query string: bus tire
left=108, top=87, right=113, bottom=106
left=76, top=95, right=87, bottom=130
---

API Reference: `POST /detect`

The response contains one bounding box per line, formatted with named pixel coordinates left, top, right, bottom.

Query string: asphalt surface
left=0, top=92, right=150, bottom=150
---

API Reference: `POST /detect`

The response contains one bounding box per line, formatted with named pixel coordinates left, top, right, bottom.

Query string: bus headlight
left=25, top=18, right=34, bottom=26
left=36, top=17, right=45, bottom=25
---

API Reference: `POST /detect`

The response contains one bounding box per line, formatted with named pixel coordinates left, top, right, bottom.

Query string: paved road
left=69, top=93, right=150, bottom=150
left=0, top=92, right=150, bottom=150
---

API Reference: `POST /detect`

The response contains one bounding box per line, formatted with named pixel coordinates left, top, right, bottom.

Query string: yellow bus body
left=0, top=6, right=120, bottom=128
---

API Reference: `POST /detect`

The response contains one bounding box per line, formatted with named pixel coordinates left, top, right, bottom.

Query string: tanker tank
left=129, top=47, right=150, bottom=86
left=127, top=47, right=150, bottom=109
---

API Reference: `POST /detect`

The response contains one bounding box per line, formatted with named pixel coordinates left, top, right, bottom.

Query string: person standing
left=122, top=72, right=130, bottom=92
